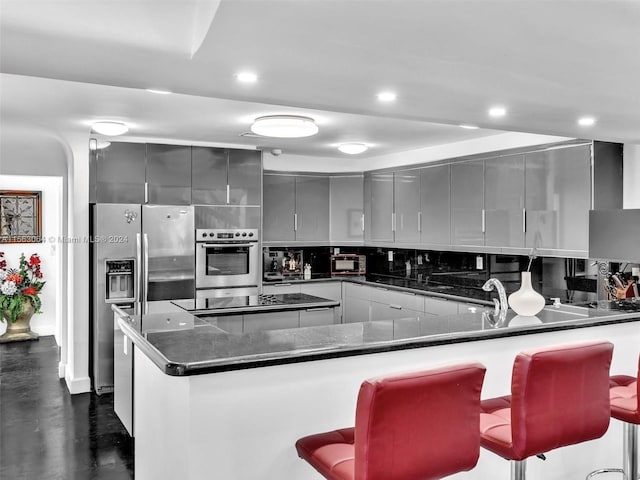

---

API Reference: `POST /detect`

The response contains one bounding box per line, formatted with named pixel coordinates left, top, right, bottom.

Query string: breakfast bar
left=114, top=301, right=640, bottom=480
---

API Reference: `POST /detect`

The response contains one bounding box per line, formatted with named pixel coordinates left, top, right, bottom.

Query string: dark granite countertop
left=114, top=303, right=640, bottom=377
left=172, top=293, right=339, bottom=315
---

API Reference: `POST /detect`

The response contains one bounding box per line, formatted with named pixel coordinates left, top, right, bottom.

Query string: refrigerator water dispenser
left=105, top=259, right=135, bottom=302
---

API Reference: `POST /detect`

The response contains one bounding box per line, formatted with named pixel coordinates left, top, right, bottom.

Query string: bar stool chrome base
left=511, top=459, right=526, bottom=480
left=586, top=423, right=638, bottom=480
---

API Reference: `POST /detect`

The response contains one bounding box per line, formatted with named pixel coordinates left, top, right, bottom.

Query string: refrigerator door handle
left=136, top=233, right=143, bottom=306
left=143, top=233, right=149, bottom=312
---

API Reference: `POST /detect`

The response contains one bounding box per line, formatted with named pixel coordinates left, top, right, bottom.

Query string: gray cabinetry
left=295, top=176, right=330, bottom=242
left=330, top=175, right=364, bottom=244
left=393, top=170, right=420, bottom=243
left=263, top=174, right=296, bottom=242
left=192, top=148, right=262, bottom=206
left=243, top=310, right=299, bottom=332
left=263, top=174, right=329, bottom=243
left=95, top=142, right=146, bottom=204
left=146, top=143, right=191, bottom=205
left=450, top=160, right=484, bottom=246
left=525, top=144, right=591, bottom=252
left=363, top=174, right=372, bottom=243
left=368, top=172, right=394, bottom=242
left=485, top=154, right=525, bottom=248
left=420, top=164, right=450, bottom=245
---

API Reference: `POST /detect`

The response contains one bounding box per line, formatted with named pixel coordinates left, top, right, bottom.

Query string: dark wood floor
left=1, top=336, right=134, bottom=480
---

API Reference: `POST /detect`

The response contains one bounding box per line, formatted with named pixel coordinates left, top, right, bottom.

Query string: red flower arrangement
left=0, top=252, right=46, bottom=323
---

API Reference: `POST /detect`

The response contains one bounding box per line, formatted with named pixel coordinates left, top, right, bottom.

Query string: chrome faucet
left=482, top=278, right=509, bottom=326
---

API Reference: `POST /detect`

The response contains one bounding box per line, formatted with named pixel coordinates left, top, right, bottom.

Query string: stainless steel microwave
left=330, top=254, right=366, bottom=275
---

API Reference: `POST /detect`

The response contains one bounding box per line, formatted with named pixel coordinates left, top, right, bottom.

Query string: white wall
left=0, top=175, right=63, bottom=339
left=264, top=132, right=572, bottom=173
left=623, top=143, right=640, bottom=208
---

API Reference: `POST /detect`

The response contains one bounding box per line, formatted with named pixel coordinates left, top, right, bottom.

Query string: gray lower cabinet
left=330, top=175, right=364, bottom=244
left=485, top=154, right=525, bottom=248
left=243, top=310, right=300, bottom=332
left=367, top=172, right=394, bottom=242
left=299, top=308, right=336, bottom=327
left=146, top=143, right=192, bottom=205
left=450, top=160, right=485, bottom=246
left=394, top=170, right=420, bottom=243
left=299, top=282, right=342, bottom=323
left=95, top=142, right=146, bottom=203
left=420, top=163, right=451, bottom=245
left=525, top=144, right=591, bottom=252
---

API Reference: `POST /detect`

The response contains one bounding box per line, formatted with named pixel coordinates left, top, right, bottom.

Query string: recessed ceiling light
left=250, top=115, right=318, bottom=138
left=459, top=124, right=479, bottom=129
left=338, top=143, right=368, bottom=154
left=146, top=88, right=172, bottom=95
left=377, top=91, right=397, bottom=102
left=578, top=116, right=596, bottom=126
left=92, top=121, right=128, bottom=136
left=236, top=72, right=258, bottom=83
left=488, top=106, right=507, bottom=117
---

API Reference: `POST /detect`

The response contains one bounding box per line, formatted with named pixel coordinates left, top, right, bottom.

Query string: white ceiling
left=1, top=0, right=639, bottom=160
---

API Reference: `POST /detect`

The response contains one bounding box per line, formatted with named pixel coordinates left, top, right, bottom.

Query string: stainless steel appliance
left=195, top=228, right=259, bottom=297
left=330, top=254, right=366, bottom=275
left=91, top=203, right=195, bottom=394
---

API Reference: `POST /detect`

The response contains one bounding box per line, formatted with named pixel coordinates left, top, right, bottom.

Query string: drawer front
left=343, top=281, right=372, bottom=301
left=299, top=307, right=336, bottom=327
left=371, top=287, right=423, bottom=312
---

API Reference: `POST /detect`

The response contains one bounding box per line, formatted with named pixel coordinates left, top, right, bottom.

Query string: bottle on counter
left=304, top=263, right=311, bottom=279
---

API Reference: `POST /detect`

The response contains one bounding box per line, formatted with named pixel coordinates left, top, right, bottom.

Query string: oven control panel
left=196, top=229, right=259, bottom=241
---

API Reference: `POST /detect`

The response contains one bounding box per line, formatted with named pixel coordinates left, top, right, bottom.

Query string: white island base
left=134, top=321, right=639, bottom=480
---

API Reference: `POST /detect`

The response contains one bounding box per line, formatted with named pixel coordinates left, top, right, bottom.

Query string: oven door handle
left=199, top=242, right=256, bottom=248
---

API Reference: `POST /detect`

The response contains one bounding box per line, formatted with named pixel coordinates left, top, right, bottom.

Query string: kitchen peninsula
left=114, top=299, right=640, bottom=480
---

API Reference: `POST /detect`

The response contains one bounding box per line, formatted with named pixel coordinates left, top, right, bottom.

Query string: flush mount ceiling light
left=578, top=116, right=596, bottom=126
left=146, top=88, right=172, bottom=95
left=459, top=124, right=479, bottom=129
left=92, top=121, right=129, bottom=136
left=250, top=115, right=318, bottom=138
left=338, top=143, right=368, bottom=154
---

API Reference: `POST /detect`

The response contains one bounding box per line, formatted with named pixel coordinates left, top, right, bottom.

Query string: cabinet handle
left=305, top=307, right=330, bottom=312
left=392, top=212, right=396, bottom=232
left=418, top=211, right=422, bottom=233
left=481, top=209, right=485, bottom=233
left=274, top=283, right=293, bottom=287
left=144, top=182, right=149, bottom=204
left=375, top=286, right=388, bottom=291
left=361, top=213, right=365, bottom=232
left=226, top=184, right=230, bottom=204
left=294, top=213, right=298, bottom=231
left=389, top=304, right=403, bottom=310
left=522, top=208, right=526, bottom=233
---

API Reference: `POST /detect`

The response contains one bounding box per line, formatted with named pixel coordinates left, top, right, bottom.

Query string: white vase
left=508, top=272, right=545, bottom=317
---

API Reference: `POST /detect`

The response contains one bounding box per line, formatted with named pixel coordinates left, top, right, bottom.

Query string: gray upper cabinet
left=485, top=154, right=525, bottom=248
left=191, top=147, right=227, bottom=205
left=368, top=172, right=394, bottom=242
left=363, top=174, right=372, bottom=243
left=95, top=142, right=146, bottom=204
left=263, top=174, right=296, bottom=242
left=146, top=143, right=192, bottom=205
left=393, top=170, right=420, bottom=243
left=525, top=144, right=591, bottom=252
left=228, top=149, right=262, bottom=205
left=263, top=174, right=329, bottom=242
left=295, top=176, right=330, bottom=242
left=420, top=164, right=450, bottom=245
left=450, top=160, right=484, bottom=246
left=330, top=175, right=364, bottom=244
left=192, top=147, right=262, bottom=206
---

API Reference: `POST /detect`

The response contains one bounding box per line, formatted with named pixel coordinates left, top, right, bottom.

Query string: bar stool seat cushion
left=295, top=428, right=355, bottom=480
left=610, top=376, right=639, bottom=424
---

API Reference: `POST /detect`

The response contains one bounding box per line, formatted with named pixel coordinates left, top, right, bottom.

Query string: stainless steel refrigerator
left=91, top=203, right=194, bottom=394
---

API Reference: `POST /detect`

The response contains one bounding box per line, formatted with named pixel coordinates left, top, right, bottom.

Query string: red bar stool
left=587, top=354, right=639, bottom=480
left=479, top=340, right=614, bottom=480
left=295, top=362, right=486, bottom=480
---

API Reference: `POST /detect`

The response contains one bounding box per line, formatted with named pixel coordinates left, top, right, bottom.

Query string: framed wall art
left=0, top=190, right=43, bottom=243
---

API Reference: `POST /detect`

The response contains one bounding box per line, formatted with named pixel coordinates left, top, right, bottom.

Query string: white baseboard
left=58, top=361, right=66, bottom=379
left=64, top=374, right=91, bottom=394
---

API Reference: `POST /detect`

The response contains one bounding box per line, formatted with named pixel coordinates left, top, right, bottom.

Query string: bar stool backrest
left=354, top=362, right=486, bottom=480
left=510, top=340, right=614, bottom=459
